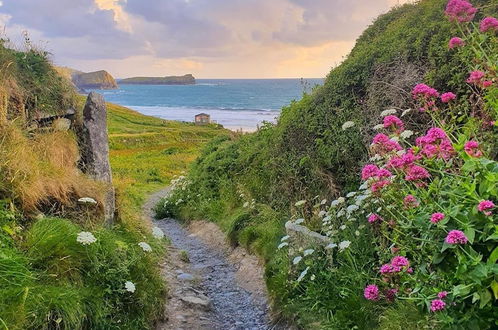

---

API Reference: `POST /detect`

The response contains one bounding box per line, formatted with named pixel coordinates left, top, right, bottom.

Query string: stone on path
left=180, top=295, right=211, bottom=310
left=177, top=273, right=195, bottom=281
left=80, top=92, right=115, bottom=225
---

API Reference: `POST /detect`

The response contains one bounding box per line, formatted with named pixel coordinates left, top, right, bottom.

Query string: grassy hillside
left=0, top=37, right=227, bottom=329
left=157, top=0, right=498, bottom=328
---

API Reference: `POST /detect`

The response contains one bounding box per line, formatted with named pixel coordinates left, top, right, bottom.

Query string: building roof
left=195, top=113, right=210, bottom=117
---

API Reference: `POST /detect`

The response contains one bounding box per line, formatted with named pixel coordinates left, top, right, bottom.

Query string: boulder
left=285, top=221, right=332, bottom=248
left=80, top=92, right=115, bottom=225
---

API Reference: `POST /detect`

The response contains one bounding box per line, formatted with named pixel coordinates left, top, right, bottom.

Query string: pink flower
left=478, top=200, right=495, bottom=216
left=467, top=70, right=486, bottom=86
left=404, top=195, right=419, bottom=208
left=364, top=284, right=380, bottom=301
left=445, top=230, right=468, bottom=244
left=430, top=299, right=446, bottom=312
left=464, top=140, right=483, bottom=157
left=406, top=267, right=413, bottom=274
left=448, top=37, right=465, bottom=49
left=438, top=291, right=448, bottom=299
left=416, top=128, right=454, bottom=159
left=391, top=256, right=410, bottom=268
left=380, top=263, right=395, bottom=274
left=371, top=180, right=391, bottom=193
left=362, top=164, right=379, bottom=180
left=412, top=83, right=439, bottom=99
left=371, top=133, right=402, bottom=155
left=482, top=80, right=493, bottom=88
left=383, top=115, right=405, bottom=133
left=445, top=0, right=477, bottom=23
left=368, top=213, right=382, bottom=223
left=376, top=168, right=392, bottom=178
left=430, top=212, right=445, bottom=224
left=480, top=17, right=498, bottom=32
left=405, top=165, right=431, bottom=182
left=441, top=92, right=456, bottom=103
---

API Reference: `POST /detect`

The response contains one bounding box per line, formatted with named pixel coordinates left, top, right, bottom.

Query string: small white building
left=194, top=113, right=211, bottom=125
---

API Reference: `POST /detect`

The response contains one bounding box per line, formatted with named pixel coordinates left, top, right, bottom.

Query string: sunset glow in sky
left=0, top=0, right=412, bottom=78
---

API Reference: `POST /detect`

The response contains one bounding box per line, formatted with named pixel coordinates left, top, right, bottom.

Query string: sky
left=0, top=0, right=412, bottom=79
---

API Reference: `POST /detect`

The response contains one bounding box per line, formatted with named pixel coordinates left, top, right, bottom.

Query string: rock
left=177, top=273, right=194, bottom=281
left=285, top=221, right=332, bottom=248
left=71, top=70, right=118, bottom=90
left=52, top=118, right=71, bottom=131
left=180, top=295, right=211, bottom=310
left=80, top=92, right=115, bottom=225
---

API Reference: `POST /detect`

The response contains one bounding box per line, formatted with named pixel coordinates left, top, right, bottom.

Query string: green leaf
left=491, top=281, right=498, bottom=300
left=479, top=289, right=492, bottom=308
left=464, top=227, right=475, bottom=244
left=433, top=253, right=445, bottom=264
left=453, top=284, right=472, bottom=297
left=488, top=246, right=498, bottom=265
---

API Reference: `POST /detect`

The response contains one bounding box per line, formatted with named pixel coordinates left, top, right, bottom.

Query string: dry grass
left=0, top=122, right=103, bottom=217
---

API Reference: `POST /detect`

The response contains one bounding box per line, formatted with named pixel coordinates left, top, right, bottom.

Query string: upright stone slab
left=80, top=92, right=115, bottom=225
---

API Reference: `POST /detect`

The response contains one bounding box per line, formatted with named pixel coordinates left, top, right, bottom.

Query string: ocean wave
left=122, top=105, right=280, bottom=113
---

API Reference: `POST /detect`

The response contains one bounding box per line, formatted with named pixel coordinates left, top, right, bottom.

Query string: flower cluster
left=478, top=200, right=495, bottom=216
left=479, top=17, right=498, bottom=33
left=467, top=70, right=493, bottom=88
left=415, top=127, right=454, bottom=160
left=361, top=163, right=393, bottom=193
left=445, top=0, right=477, bottom=23
left=445, top=230, right=468, bottom=244
left=77, top=231, right=97, bottom=245
left=430, top=212, right=445, bottom=224
left=379, top=256, right=412, bottom=275
left=464, top=140, right=482, bottom=158
left=448, top=37, right=465, bottom=49
left=383, top=115, right=404, bottom=134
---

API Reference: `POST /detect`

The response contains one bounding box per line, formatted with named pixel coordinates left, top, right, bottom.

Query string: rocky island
left=118, top=74, right=195, bottom=85
left=57, top=67, right=118, bottom=91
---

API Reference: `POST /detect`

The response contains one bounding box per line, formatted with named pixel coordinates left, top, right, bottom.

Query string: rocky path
left=144, top=188, right=271, bottom=330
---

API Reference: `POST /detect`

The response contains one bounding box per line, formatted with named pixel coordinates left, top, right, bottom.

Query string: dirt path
left=145, top=188, right=271, bottom=330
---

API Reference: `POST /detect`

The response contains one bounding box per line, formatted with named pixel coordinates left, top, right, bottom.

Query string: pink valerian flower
left=371, top=180, right=391, bottom=193
left=430, top=212, right=445, bottom=224
left=480, top=17, right=498, bottom=32
left=403, top=195, right=419, bottom=208
left=445, top=0, right=477, bottom=23
left=362, top=164, right=379, bottom=180
left=406, top=267, right=414, bottom=274
left=464, top=140, right=483, bottom=158
left=416, top=128, right=455, bottom=160
left=383, top=115, right=405, bottom=134
left=391, top=256, right=410, bottom=268
left=448, top=37, right=465, bottom=49
left=380, top=263, right=396, bottom=274
left=438, top=291, right=449, bottom=299
left=371, top=133, right=402, bottom=155
left=364, top=284, right=380, bottom=301
left=441, top=92, right=457, bottom=103
left=376, top=168, right=392, bottom=178
left=478, top=200, right=495, bottom=216
left=405, top=165, right=431, bottom=182
left=387, top=150, right=419, bottom=170
left=412, top=83, right=439, bottom=99
left=445, top=230, right=468, bottom=244
left=430, top=299, right=446, bottom=312
left=385, top=288, right=398, bottom=302
left=368, top=213, right=382, bottom=223
left=466, top=70, right=492, bottom=88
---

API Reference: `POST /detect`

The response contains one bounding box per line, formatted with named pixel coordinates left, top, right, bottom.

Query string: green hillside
left=157, top=0, right=498, bottom=328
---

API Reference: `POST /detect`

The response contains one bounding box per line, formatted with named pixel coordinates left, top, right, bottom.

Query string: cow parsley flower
left=340, top=225, right=346, bottom=230
left=278, top=242, right=289, bottom=249
left=293, top=256, right=303, bottom=265
left=338, top=240, right=351, bottom=251
left=342, top=121, right=355, bottom=130
left=77, top=231, right=97, bottom=245
left=297, top=266, right=310, bottom=282
left=281, top=235, right=290, bottom=241
left=325, top=243, right=337, bottom=249
left=373, top=124, right=384, bottom=130
left=125, top=281, right=136, bottom=293
left=346, top=191, right=357, bottom=198
left=295, top=200, right=306, bottom=207
left=138, top=242, right=152, bottom=252
left=303, top=249, right=314, bottom=256
left=380, top=109, right=397, bottom=117
left=152, top=226, right=165, bottom=239
left=346, top=205, right=359, bottom=213
left=400, top=130, right=414, bottom=139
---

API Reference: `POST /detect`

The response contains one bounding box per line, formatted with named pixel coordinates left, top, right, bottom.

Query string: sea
left=90, top=79, right=324, bottom=131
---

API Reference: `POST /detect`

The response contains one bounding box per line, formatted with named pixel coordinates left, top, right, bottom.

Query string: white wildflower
left=78, top=197, right=97, bottom=205
left=125, top=281, right=136, bottom=293
left=340, top=225, right=346, bottom=230
left=310, top=274, right=316, bottom=281
left=325, top=243, right=337, bottom=249
left=281, top=235, right=290, bottom=241
left=294, top=218, right=305, bottom=225
left=346, top=191, right=356, bottom=198
left=337, top=197, right=345, bottom=204
left=355, top=230, right=360, bottom=236
left=152, top=227, right=165, bottom=239
left=318, top=210, right=327, bottom=218
left=297, top=266, right=310, bottom=282
left=391, top=136, right=400, bottom=142
left=320, top=199, right=327, bottom=205
left=293, top=256, right=303, bottom=265
left=331, top=200, right=340, bottom=207
left=373, top=124, right=384, bottom=130
left=338, top=240, right=351, bottom=251
left=346, top=205, right=359, bottom=213
left=342, top=121, right=355, bottom=130
left=76, top=231, right=97, bottom=245
left=336, top=209, right=345, bottom=217
left=400, top=130, right=414, bottom=139
left=138, top=242, right=152, bottom=252
left=278, top=242, right=289, bottom=249
left=369, top=154, right=383, bottom=162
left=322, top=215, right=331, bottom=223
left=358, top=181, right=369, bottom=190
left=243, top=202, right=249, bottom=208
left=380, top=109, right=397, bottom=117
left=294, top=200, right=306, bottom=207
left=303, top=249, right=315, bottom=256
left=401, top=108, right=411, bottom=117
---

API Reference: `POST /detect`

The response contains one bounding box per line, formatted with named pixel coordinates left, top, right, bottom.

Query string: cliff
left=118, top=74, right=195, bottom=85
left=71, top=70, right=118, bottom=90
